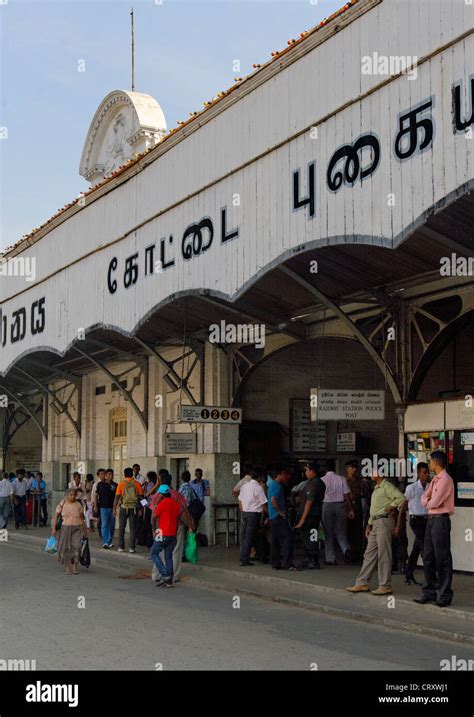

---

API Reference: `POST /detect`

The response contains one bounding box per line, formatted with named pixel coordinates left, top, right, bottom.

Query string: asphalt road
left=1, top=542, right=472, bottom=671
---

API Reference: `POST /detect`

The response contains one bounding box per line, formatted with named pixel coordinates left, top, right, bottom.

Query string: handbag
left=188, top=497, right=206, bottom=523
left=55, top=500, right=65, bottom=531
left=79, top=537, right=91, bottom=568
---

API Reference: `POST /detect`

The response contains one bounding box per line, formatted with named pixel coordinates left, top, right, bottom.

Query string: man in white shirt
left=232, top=463, right=253, bottom=498
left=12, top=469, right=28, bottom=528
left=0, top=471, right=14, bottom=529
left=404, top=462, right=429, bottom=585
left=321, top=460, right=354, bottom=565
left=238, top=469, right=268, bottom=566
left=133, top=464, right=146, bottom=486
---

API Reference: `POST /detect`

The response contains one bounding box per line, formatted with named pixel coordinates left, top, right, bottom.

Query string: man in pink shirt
left=414, top=451, right=455, bottom=608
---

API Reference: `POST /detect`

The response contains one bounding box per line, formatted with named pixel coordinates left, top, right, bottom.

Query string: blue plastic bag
left=45, top=535, right=57, bottom=554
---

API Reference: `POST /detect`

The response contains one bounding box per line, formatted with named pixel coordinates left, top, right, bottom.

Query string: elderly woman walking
left=52, top=488, right=87, bottom=575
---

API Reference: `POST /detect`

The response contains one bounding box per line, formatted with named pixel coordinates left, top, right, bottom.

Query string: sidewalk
left=5, top=526, right=474, bottom=646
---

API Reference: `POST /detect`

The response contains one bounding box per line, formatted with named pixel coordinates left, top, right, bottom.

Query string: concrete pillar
left=394, top=404, right=407, bottom=459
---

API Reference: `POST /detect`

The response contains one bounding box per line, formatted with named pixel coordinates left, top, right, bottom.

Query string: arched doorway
left=239, top=337, right=398, bottom=474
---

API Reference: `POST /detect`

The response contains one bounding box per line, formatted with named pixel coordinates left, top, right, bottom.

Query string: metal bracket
left=133, top=337, right=199, bottom=406
left=74, top=347, right=148, bottom=432
left=279, top=266, right=403, bottom=403
left=0, top=385, right=47, bottom=441
left=13, top=366, right=81, bottom=438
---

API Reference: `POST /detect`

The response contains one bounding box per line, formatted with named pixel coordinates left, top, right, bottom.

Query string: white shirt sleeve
left=258, top=485, right=268, bottom=505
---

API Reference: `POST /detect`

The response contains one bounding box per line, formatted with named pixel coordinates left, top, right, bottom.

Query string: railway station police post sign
left=311, top=389, right=385, bottom=422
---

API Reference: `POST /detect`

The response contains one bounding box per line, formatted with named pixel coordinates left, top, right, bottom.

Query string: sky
left=0, top=0, right=345, bottom=251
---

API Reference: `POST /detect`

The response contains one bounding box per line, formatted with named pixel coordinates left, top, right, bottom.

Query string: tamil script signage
left=179, top=405, right=242, bottom=424
left=0, top=8, right=472, bottom=374
left=311, top=389, right=385, bottom=421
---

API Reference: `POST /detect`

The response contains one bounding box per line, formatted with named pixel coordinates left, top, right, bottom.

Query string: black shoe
left=239, top=562, right=254, bottom=566
left=413, top=597, right=436, bottom=605
left=324, top=560, right=336, bottom=566
left=163, top=578, right=173, bottom=588
left=300, top=561, right=317, bottom=570
left=344, top=549, right=352, bottom=563
left=436, top=601, right=452, bottom=608
left=272, top=565, right=282, bottom=570
left=155, top=578, right=167, bottom=587
left=405, top=576, right=423, bottom=586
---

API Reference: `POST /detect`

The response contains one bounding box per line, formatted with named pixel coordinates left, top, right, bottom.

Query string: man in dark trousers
left=294, top=461, right=326, bottom=569
left=268, top=466, right=293, bottom=570
left=403, top=462, right=429, bottom=585
left=238, top=469, right=268, bottom=566
left=414, top=451, right=455, bottom=607
left=113, top=467, right=144, bottom=553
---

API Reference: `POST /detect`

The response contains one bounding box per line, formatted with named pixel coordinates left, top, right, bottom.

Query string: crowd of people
left=233, top=459, right=374, bottom=570
left=50, top=464, right=208, bottom=582
left=0, top=451, right=455, bottom=605
left=0, top=469, right=48, bottom=530
left=233, top=451, right=455, bottom=606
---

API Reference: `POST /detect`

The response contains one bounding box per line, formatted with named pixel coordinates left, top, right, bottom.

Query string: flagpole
left=131, top=7, right=135, bottom=92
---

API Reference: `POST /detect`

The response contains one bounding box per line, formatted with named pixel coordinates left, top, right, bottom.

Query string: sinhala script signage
left=311, top=389, right=385, bottom=421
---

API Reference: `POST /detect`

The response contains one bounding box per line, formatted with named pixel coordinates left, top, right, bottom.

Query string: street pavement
left=1, top=542, right=472, bottom=671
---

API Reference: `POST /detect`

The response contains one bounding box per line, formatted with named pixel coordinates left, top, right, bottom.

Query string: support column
left=395, top=403, right=407, bottom=460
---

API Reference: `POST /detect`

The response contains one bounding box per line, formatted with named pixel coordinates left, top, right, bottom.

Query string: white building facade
left=1, top=0, right=473, bottom=566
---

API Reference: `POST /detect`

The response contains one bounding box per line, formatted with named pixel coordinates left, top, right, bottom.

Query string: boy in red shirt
left=151, top=484, right=182, bottom=587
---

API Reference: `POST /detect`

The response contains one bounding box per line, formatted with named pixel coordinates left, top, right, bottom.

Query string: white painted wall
left=1, top=0, right=472, bottom=374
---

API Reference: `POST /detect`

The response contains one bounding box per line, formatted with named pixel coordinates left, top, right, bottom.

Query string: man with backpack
left=113, top=467, right=144, bottom=553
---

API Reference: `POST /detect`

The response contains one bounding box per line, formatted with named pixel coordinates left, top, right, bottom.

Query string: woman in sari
left=52, top=488, right=87, bottom=575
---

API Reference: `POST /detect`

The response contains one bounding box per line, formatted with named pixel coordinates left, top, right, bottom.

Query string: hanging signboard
left=179, top=405, right=242, bottom=424
left=291, top=399, right=326, bottom=453
left=336, top=432, right=357, bottom=452
left=165, top=433, right=197, bottom=454
left=457, top=483, right=474, bottom=501
left=311, top=389, right=385, bottom=421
